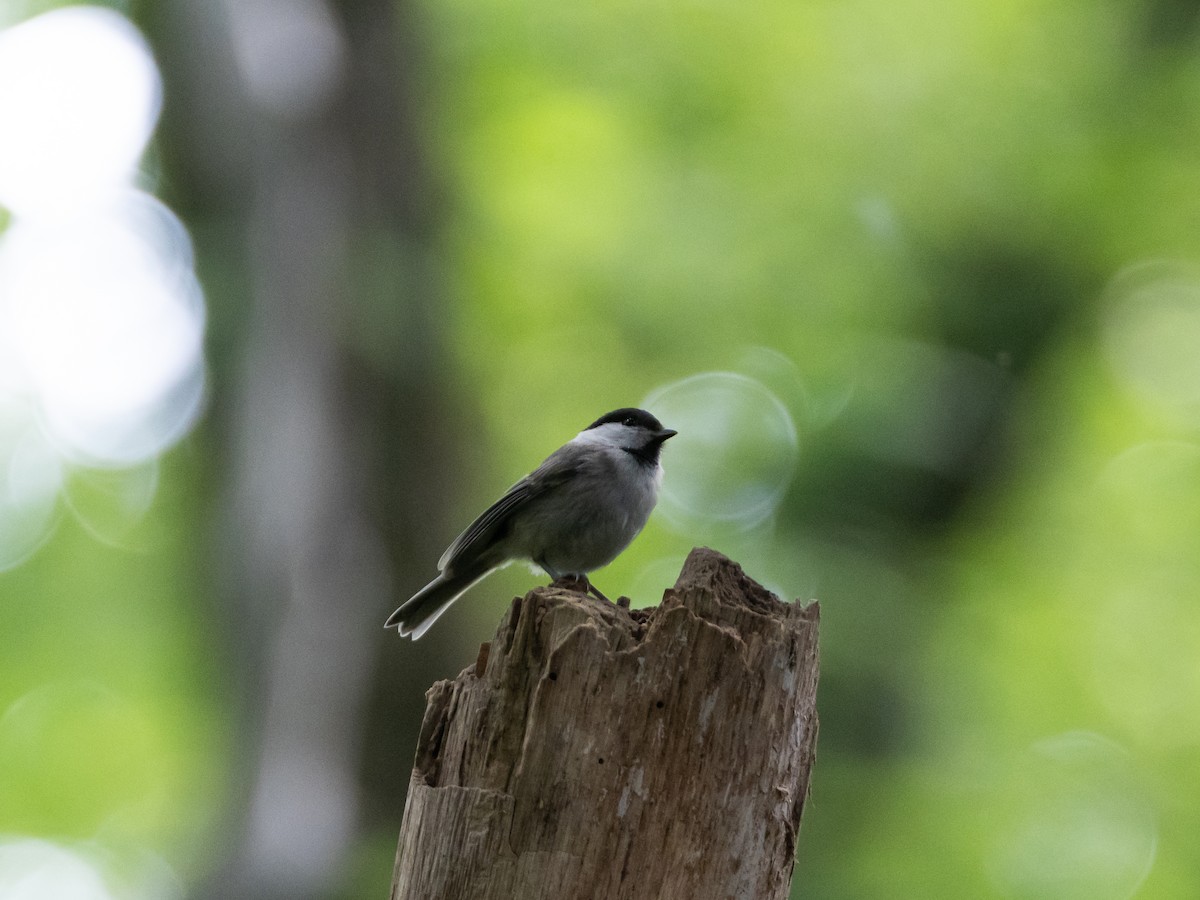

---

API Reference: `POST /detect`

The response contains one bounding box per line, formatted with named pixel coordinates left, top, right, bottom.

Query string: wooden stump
left=389, top=548, right=820, bottom=900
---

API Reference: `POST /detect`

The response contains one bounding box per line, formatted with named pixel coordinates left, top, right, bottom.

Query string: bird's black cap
left=586, top=407, right=667, bottom=432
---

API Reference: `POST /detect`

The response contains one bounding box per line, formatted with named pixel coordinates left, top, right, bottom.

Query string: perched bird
left=385, top=407, right=677, bottom=639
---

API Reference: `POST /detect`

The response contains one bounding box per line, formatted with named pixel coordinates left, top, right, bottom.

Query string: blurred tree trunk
left=146, top=1, right=458, bottom=898
left=390, top=549, right=820, bottom=900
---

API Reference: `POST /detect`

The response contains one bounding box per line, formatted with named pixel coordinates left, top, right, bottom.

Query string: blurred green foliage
left=0, top=451, right=224, bottom=882
left=3, top=0, right=1200, bottom=896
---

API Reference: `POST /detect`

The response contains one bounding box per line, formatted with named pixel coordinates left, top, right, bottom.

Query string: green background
left=2, top=0, right=1198, bottom=897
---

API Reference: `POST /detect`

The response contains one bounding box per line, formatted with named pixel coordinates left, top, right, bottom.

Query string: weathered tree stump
left=389, top=547, right=820, bottom=900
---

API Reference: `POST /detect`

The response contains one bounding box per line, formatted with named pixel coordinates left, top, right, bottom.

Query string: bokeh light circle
left=0, top=8, right=206, bottom=567
left=0, top=190, right=207, bottom=466
left=644, top=372, right=798, bottom=530
left=0, top=838, right=115, bottom=900
left=227, top=0, right=347, bottom=118
left=0, top=415, right=62, bottom=571
left=63, top=460, right=160, bottom=549
left=1103, top=260, right=1200, bottom=424
left=0, top=6, right=160, bottom=216
left=989, top=732, right=1157, bottom=900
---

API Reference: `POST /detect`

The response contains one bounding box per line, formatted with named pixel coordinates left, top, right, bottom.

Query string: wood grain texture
left=390, top=547, right=820, bottom=900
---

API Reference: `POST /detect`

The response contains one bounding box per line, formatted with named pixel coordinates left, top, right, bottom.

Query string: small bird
left=386, top=407, right=677, bottom=639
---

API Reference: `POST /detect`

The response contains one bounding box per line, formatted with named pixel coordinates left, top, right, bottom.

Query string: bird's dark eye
left=623, top=416, right=636, bottom=426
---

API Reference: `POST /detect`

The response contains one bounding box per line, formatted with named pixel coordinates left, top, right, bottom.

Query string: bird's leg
left=543, top=562, right=584, bottom=593
left=543, top=565, right=611, bottom=603
left=584, top=578, right=612, bottom=603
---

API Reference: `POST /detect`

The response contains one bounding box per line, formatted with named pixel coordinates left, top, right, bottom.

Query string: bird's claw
left=551, top=575, right=612, bottom=604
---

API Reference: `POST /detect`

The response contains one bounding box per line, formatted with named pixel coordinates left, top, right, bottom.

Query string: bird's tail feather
left=384, top=567, right=490, bottom=639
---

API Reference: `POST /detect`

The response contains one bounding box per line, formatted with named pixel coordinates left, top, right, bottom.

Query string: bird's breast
left=511, top=456, right=661, bottom=575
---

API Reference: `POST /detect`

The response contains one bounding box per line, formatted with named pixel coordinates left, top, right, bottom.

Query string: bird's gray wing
left=437, top=447, right=583, bottom=572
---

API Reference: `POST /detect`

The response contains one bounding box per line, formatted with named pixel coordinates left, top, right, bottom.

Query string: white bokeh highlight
left=1103, top=260, right=1200, bottom=424
left=0, top=416, right=62, bottom=570
left=0, top=193, right=206, bottom=465
left=645, top=372, right=799, bottom=531
left=0, top=839, right=115, bottom=900
left=0, top=7, right=207, bottom=568
left=225, top=0, right=347, bottom=119
left=0, top=7, right=160, bottom=218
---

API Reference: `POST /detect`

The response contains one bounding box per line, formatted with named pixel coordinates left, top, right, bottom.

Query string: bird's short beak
left=656, top=428, right=678, bottom=441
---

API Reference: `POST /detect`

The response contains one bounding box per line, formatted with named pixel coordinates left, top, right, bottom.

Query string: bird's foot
left=551, top=574, right=589, bottom=594
left=551, top=574, right=612, bottom=603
